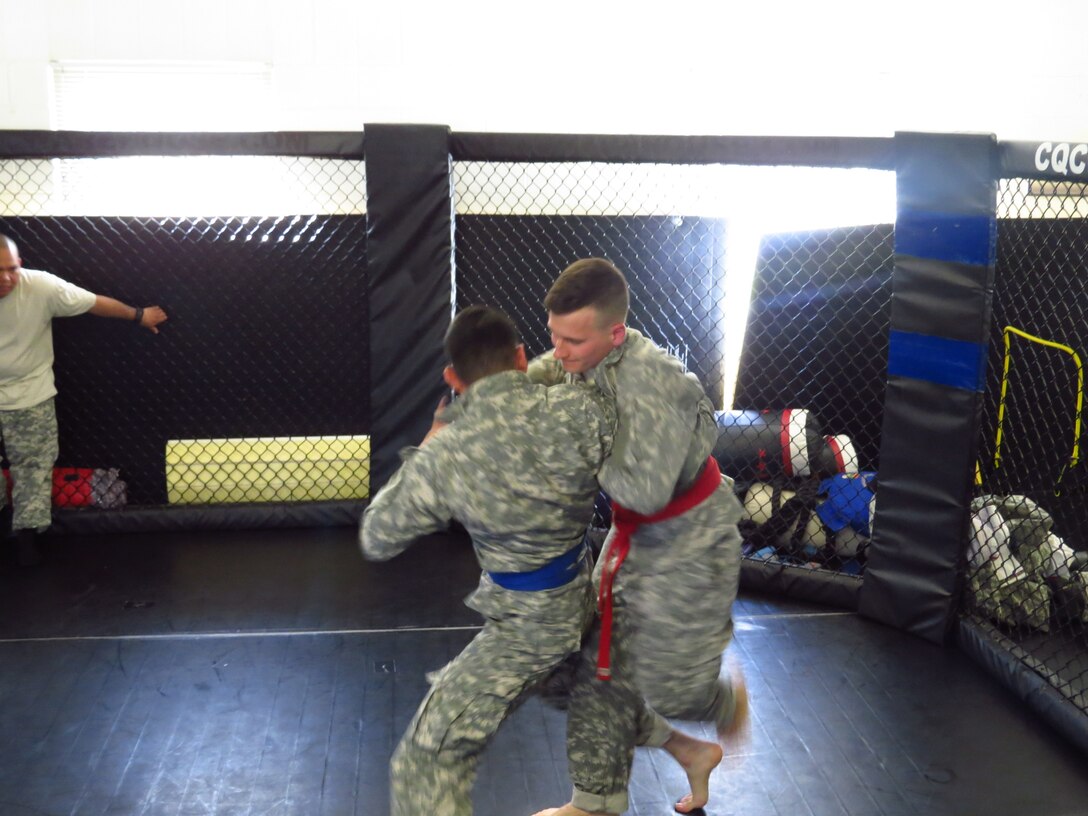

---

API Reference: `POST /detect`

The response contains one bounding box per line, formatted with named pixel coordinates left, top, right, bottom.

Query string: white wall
left=1, top=0, right=1085, bottom=140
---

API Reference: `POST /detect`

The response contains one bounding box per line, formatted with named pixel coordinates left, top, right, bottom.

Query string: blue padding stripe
left=896, top=211, right=994, bottom=266
left=488, top=542, right=585, bottom=591
left=888, top=330, right=986, bottom=392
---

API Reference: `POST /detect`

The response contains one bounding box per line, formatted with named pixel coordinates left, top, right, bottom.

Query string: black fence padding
left=733, top=224, right=894, bottom=473
left=455, top=214, right=727, bottom=399
left=0, top=215, right=368, bottom=506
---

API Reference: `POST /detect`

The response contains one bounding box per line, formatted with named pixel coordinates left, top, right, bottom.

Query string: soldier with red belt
left=530, top=258, right=749, bottom=816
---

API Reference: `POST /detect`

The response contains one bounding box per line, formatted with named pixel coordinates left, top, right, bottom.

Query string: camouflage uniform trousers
left=565, top=601, right=674, bottom=813
left=390, top=568, right=595, bottom=816
left=617, top=481, right=744, bottom=724
left=566, top=481, right=744, bottom=811
left=0, top=397, right=58, bottom=532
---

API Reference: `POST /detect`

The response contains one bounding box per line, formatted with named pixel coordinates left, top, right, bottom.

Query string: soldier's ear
left=609, top=323, right=626, bottom=348
left=443, top=365, right=467, bottom=394
left=514, top=344, right=528, bottom=372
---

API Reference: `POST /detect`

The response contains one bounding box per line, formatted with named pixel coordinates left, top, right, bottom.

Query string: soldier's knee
left=640, top=672, right=725, bottom=723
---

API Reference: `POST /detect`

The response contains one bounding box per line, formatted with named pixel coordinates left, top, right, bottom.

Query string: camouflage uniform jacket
left=360, top=370, right=615, bottom=615
left=529, top=328, right=721, bottom=513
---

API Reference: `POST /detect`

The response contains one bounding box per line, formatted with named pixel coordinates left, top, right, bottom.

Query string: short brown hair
left=544, top=258, right=629, bottom=325
left=444, top=305, right=520, bottom=385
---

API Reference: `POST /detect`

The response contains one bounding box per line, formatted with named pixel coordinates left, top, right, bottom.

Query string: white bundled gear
left=740, top=472, right=874, bottom=567
left=1044, top=532, right=1088, bottom=623
left=967, top=500, right=1050, bottom=631
left=976, top=494, right=1088, bottom=625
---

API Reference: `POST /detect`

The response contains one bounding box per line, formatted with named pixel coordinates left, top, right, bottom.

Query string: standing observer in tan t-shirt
left=0, top=233, right=168, bottom=564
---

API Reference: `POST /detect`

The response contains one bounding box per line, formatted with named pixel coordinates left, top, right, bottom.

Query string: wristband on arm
left=133, top=306, right=144, bottom=325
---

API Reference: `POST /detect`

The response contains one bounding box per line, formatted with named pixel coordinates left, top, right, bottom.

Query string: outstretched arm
left=360, top=445, right=454, bottom=561
left=89, top=296, right=168, bottom=334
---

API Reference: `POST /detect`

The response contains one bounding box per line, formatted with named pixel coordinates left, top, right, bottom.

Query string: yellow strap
left=994, top=326, right=1083, bottom=493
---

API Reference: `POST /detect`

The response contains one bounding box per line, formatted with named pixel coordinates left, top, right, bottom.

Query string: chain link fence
left=967, top=178, right=1088, bottom=717
left=453, top=160, right=894, bottom=578
left=0, top=155, right=370, bottom=513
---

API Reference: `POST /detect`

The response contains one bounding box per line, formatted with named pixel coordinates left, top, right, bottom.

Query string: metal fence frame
left=2, top=127, right=1086, bottom=756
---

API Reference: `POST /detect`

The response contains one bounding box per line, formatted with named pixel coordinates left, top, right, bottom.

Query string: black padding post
left=364, top=125, right=453, bottom=491
left=859, top=132, right=997, bottom=644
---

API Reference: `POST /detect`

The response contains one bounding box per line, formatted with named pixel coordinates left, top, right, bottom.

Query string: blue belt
left=488, top=542, right=586, bottom=591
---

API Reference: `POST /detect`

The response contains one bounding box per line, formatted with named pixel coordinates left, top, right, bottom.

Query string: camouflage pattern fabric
left=390, top=573, right=595, bottom=816
left=565, top=593, right=673, bottom=814
left=529, top=329, right=717, bottom=513
left=968, top=497, right=1050, bottom=631
left=533, top=329, right=745, bottom=809
left=0, top=397, right=58, bottom=531
left=966, top=559, right=1051, bottom=632
left=987, top=494, right=1088, bottom=625
left=601, top=480, right=743, bottom=724
left=360, top=370, right=615, bottom=816
left=992, top=494, right=1053, bottom=573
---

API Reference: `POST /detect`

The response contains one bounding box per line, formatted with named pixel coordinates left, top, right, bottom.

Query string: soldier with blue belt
left=361, top=304, right=722, bottom=815
left=361, top=305, right=619, bottom=816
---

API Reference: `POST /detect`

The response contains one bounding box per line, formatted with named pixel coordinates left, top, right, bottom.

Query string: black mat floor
left=1, top=527, right=1086, bottom=815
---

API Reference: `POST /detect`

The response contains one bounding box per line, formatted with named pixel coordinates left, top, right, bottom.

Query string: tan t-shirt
left=0, top=268, right=96, bottom=410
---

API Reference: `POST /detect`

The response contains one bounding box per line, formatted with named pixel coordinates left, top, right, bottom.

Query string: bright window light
left=43, top=155, right=366, bottom=217
left=717, top=167, right=896, bottom=409
left=39, top=61, right=364, bottom=216
left=454, top=162, right=895, bottom=409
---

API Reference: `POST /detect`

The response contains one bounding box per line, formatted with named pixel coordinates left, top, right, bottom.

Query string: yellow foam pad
left=166, top=435, right=370, bottom=504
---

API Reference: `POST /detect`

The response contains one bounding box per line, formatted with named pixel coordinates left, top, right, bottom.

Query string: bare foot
left=531, top=806, right=607, bottom=816
left=663, top=729, right=724, bottom=813
left=716, top=666, right=750, bottom=748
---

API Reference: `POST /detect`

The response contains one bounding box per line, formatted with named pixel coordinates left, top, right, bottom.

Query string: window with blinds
left=51, top=60, right=274, bottom=132
left=1, top=61, right=368, bottom=217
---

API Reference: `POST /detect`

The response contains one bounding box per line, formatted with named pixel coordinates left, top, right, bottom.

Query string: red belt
left=596, top=456, right=722, bottom=680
